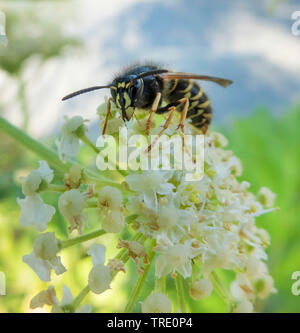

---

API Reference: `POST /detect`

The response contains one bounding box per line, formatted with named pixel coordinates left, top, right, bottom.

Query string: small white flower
left=233, top=300, right=254, bottom=313
left=33, top=232, right=60, bottom=261
left=53, top=285, right=92, bottom=313
left=141, top=293, right=172, bottom=313
left=88, top=265, right=111, bottom=294
left=56, top=115, right=85, bottom=162
left=58, top=189, right=86, bottom=233
left=255, top=274, right=277, bottom=299
left=155, top=243, right=202, bottom=278
left=23, top=250, right=66, bottom=282
left=21, top=160, right=54, bottom=196
left=98, top=186, right=123, bottom=210
left=17, top=195, right=55, bottom=232
left=87, top=244, right=106, bottom=266
left=126, top=171, right=174, bottom=209
left=64, top=164, right=82, bottom=189
left=230, top=274, right=254, bottom=301
left=31, top=285, right=92, bottom=313
left=201, top=231, right=242, bottom=277
left=87, top=244, right=112, bottom=294
left=258, top=187, right=276, bottom=208
left=102, top=209, right=125, bottom=233
left=211, top=132, right=228, bottom=148
left=189, top=278, right=213, bottom=300
left=37, top=160, right=54, bottom=183
left=30, top=286, right=58, bottom=309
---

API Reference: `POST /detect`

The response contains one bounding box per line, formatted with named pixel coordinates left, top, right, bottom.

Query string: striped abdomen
left=164, top=79, right=212, bottom=133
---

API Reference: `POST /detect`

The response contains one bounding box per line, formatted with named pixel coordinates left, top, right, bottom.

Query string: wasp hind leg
left=146, top=92, right=162, bottom=135
left=146, top=106, right=176, bottom=152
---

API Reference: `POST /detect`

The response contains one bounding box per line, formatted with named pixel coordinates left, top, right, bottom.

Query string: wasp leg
left=176, top=98, right=195, bottom=162
left=102, top=97, right=113, bottom=135
left=147, top=106, right=176, bottom=152
left=146, top=92, right=161, bottom=135
left=176, top=97, right=189, bottom=134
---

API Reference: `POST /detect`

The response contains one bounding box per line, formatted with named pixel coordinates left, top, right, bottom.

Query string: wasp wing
left=161, top=72, right=233, bottom=88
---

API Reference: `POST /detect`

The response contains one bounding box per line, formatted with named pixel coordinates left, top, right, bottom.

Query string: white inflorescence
left=19, top=101, right=277, bottom=313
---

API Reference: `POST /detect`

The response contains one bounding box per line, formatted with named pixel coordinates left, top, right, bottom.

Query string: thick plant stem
left=124, top=239, right=156, bottom=313
left=80, top=133, right=99, bottom=154
left=61, top=229, right=106, bottom=249
left=71, top=285, right=90, bottom=311
left=155, top=276, right=166, bottom=293
left=0, top=115, right=70, bottom=172
left=18, top=76, right=29, bottom=131
left=175, top=274, right=187, bottom=313
left=0, top=116, right=124, bottom=189
left=47, top=184, right=67, bottom=192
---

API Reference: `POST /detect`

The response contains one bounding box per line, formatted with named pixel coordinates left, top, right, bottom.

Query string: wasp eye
left=110, top=87, right=117, bottom=101
left=129, top=79, right=143, bottom=100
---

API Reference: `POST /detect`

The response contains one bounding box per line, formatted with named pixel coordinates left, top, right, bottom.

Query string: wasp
left=62, top=64, right=232, bottom=146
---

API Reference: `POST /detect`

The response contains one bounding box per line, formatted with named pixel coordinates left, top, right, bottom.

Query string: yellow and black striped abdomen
left=164, top=79, right=212, bottom=133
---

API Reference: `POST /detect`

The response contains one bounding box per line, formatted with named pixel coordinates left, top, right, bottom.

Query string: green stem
left=46, top=184, right=67, bottom=192
left=0, top=116, right=125, bottom=189
left=86, top=199, right=98, bottom=208
left=18, top=76, right=29, bottom=131
left=210, top=271, right=235, bottom=311
left=61, top=228, right=106, bottom=249
left=0, top=115, right=70, bottom=173
left=80, top=133, right=99, bottom=154
left=175, top=274, right=187, bottom=313
left=155, top=276, right=166, bottom=293
left=70, top=285, right=90, bottom=311
left=124, top=239, right=156, bottom=313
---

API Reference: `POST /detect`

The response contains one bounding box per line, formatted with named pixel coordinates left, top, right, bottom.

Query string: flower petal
left=17, top=195, right=55, bottom=232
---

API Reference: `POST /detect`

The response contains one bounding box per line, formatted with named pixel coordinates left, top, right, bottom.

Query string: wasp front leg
left=146, top=92, right=161, bottom=135
left=102, top=97, right=113, bottom=135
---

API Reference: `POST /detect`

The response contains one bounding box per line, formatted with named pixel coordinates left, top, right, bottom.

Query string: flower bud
left=141, top=293, right=172, bottom=313
left=64, top=165, right=82, bottom=189
left=22, top=170, right=42, bottom=196
left=58, top=189, right=86, bottom=233
left=59, top=189, right=85, bottom=217
left=211, top=132, right=228, bottom=148
left=33, top=232, right=59, bottom=261
left=189, top=279, right=213, bottom=300
left=88, top=264, right=111, bottom=294
left=98, top=186, right=123, bottom=210
left=233, top=300, right=254, bottom=313
left=258, top=187, right=276, bottom=208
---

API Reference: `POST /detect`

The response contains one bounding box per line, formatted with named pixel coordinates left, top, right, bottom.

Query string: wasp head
left=110, top=75, right=144, bottom=121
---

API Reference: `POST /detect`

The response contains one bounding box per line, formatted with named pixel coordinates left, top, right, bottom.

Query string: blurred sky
left=1, top=0, right=300, bottom=137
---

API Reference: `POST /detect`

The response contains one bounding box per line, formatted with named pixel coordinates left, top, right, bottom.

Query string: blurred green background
left=0, top=0, right=300, bottom=312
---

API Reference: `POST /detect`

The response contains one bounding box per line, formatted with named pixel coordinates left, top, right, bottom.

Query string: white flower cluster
left=17, top=105, right=276, bottom=313
left=122, top=123, right=277, bottom=312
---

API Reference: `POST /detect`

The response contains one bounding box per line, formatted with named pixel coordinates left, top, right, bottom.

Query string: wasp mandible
left=62, top=64, right=233, bottom=140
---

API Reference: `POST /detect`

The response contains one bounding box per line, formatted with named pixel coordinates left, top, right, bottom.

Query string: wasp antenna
left=62, top=85, right=112, bottom=101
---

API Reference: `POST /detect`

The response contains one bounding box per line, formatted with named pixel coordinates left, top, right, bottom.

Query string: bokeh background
left=0, top=0, right=299, bottom=313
